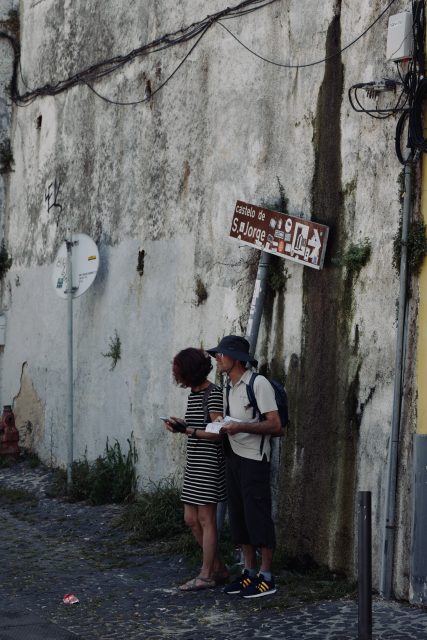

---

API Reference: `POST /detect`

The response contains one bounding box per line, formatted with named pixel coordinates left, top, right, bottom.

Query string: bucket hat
left=207, top=335, right=258, bottom=368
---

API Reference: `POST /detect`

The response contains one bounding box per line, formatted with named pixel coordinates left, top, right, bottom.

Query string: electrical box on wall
left=387, top=11, right=413, bottom=61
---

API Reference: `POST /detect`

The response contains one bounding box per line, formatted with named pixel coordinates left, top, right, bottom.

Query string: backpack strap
left=246, top=372, right=269, bottom=457
left=202, top=382, right=217, bottom=425
left=246, top=372, right=260, bottom=420
left=225, top=382, right=231, bottom=417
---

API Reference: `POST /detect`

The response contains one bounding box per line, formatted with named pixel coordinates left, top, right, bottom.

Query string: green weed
left=268, top=261, right=289, bottom=292
left=22, top=451, right=42, bottom=468
left=102, top=330, right=121, bottom=371
left=0, top=240, right=12, bottom=280
left=194, top=276, right=208, bottom=305
left=393, top=219, right=427, bottom=276
left=0, top=140, right=14, bottom=175
left=119, top=477, right=186, bottom=542
left=0, top=487, right=38, bottom=504
left=49, top=435, right=138, bottom=504
left=118, top=477, right=234, bottom=565
left=332, top=238, right=371, bottom=278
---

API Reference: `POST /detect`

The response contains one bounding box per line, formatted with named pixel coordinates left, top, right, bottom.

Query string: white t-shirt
left=225, top=370, right=278, bottom=461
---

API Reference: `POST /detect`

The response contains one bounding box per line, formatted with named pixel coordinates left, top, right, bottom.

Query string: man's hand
left=220, top=411, right=281, bottom=436
left=220, top=421, right=242, bottom=435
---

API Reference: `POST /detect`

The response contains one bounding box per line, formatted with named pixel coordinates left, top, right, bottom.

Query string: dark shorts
left=226, top=450, right=276, bottom=549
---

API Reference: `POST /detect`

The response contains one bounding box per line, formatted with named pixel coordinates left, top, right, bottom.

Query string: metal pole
left=380, top=160, right=412, bottom=598
left=66, top=230, right=74, bottom=491
left=358, top=491, right=372, bottom=640
left=246, top=250, right=271, bottom=356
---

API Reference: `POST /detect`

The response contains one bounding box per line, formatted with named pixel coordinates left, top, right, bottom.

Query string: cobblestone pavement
left=0, top=462, right=426, bottom=639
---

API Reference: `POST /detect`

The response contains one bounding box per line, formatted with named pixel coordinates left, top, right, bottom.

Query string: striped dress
left=180, top=386, right=226, bottom=505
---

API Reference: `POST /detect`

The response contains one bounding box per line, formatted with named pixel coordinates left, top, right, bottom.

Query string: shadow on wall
left=276, top=11, right=360, bottom=576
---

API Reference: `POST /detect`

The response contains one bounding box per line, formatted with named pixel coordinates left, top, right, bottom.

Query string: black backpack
left=225, top=372, right=288, bottom=456
left=245, top=372, right=289, bottom=432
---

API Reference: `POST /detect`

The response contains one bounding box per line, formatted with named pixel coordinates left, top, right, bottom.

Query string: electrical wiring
left=348, top=81, right=408, bottom=120
left=393, top=0, right=426, bottom=162
left=217, top=0, right=399, bottom=69
left=395, top=109, right=411, bottom=164
left=83, top=25, right=210, bottom=106
left=1, top=0, right=402, bottom=108
left=408, top=77, right=427, bottom=153
left=7, top=0, right=277, bottom=106
left=347, top=0, right=425, bottom=164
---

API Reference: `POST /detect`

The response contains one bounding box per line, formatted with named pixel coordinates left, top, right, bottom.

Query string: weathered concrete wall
left=0, top=0, right=17, bottom=237
left=0, top=0, right=416, bottom=597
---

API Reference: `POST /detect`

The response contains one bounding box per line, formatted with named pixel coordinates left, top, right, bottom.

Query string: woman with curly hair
left=164, top=347, right=228, bottom=591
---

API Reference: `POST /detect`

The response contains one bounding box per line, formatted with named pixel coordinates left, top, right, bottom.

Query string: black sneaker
left=240, top=573, right=277, bottom=598
left=223, top=570, right=254, bottom=595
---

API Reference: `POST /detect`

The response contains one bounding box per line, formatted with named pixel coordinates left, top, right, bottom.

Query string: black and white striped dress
left=181, top=387, right=226, bottom=505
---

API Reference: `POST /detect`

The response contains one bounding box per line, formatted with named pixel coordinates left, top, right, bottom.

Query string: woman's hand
left=163, top=418, right=176, bottom=433
left=166, top=417, right=187, bottom=433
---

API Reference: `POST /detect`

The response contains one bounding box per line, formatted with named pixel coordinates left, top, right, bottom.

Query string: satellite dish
left=52, top=233, right=99, bottom=299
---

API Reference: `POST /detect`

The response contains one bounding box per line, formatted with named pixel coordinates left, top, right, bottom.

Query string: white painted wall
left=0, top=0, right=415, bottom=596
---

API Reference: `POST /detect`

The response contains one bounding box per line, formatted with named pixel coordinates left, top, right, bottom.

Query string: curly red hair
left=172, top=348, right=213, bottom=387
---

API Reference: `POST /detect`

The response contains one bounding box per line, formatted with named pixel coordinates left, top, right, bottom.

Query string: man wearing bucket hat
left=207, top=335, right=281, bottom=598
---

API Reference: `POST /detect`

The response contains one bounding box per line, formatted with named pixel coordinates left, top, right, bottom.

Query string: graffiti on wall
left=45, top=179, right=63, bottom=221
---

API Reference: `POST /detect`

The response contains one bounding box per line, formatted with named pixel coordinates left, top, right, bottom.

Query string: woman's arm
left=185, top=410, right=223, bottom=442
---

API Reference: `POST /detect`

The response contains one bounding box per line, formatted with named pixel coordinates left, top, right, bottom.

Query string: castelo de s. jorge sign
left=229, top=200, right=329, bottom=270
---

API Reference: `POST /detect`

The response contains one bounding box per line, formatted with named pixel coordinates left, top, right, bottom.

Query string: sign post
left=229, top=200, right=329, bottom=359
left=66, top=230, right=74, bottom=491
left=246, top=250, right=271, bottom=355
left=52, top=233, right=99, bottom=491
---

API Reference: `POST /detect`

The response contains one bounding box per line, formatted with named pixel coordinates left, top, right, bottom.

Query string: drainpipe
left=380, top=159, right=412, bottom=599
left=410, top=146, right=427, bottom=604
left=245, top=250, right=271, bottom=355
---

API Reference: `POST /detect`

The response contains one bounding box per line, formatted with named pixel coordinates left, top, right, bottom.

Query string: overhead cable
left=1, top=0, right=400, bottom=107
left=217, top=0, right=399, bottom=69
left=6, top=0, right=277, bottom=106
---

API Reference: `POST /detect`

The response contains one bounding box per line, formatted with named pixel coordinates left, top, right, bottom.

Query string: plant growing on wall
left=393, top=220, right=427, bottom=276
left=261, top=177, right=291, bottom=294
left=268, top=261, right=289, bottom=292
left=332, top=238, right=372, bottom=279
left=0, top=140, right=14, bottom=175
left=0, top=9, right=20, bottom=37
left=194, top=276, right=208, bottom=305
left=0, top=241, right=12, bottom=280
left=102, top=330, right=121, bottom=370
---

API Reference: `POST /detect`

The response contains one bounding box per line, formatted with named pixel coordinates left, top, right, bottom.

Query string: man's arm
left=220, top=410, right=281, bottom=436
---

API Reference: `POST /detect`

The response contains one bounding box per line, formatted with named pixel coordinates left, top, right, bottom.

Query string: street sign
left=52, top=233, right=99, bottom=299
left=229, top=200, right=329, bottom=270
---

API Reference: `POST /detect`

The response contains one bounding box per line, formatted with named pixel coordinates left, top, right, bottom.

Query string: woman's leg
left=197, top=503, right=218, bottom=578
left=184, top=503, right=228, bottom=580
left=183, top=503, right=203, bottom=546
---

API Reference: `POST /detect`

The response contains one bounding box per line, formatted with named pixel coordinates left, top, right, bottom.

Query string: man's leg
left=242, top=544, right=257, bottom=571
left=238, top=459, right=277, bottom=597
left=259, top=546, right=273, bottom=574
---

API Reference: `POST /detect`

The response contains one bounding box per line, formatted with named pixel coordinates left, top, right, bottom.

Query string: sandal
left=179, top=575, right=216, bottom=591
